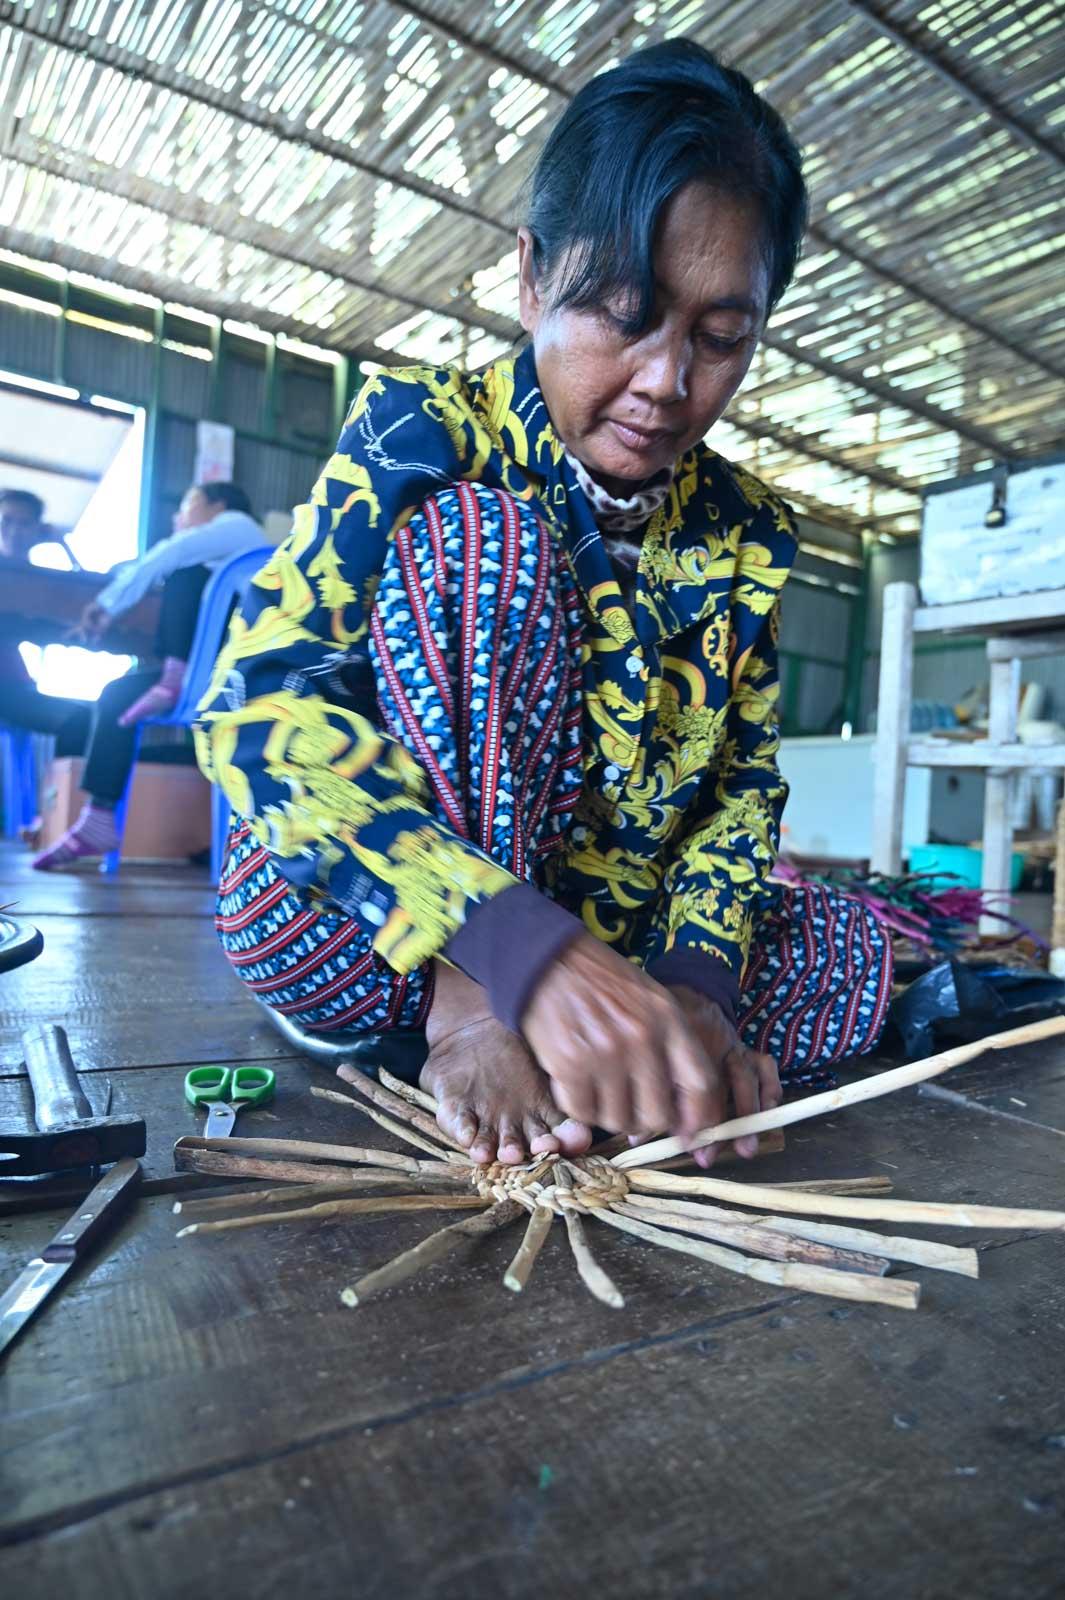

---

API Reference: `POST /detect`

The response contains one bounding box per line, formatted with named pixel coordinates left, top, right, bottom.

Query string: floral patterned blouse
left=194, top=345, right=797, bottom=992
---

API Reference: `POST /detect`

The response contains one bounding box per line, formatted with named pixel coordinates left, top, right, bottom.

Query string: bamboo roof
left=0, top=0, right=1062, bottom=538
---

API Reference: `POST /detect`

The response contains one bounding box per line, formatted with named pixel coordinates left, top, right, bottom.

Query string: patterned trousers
left=217, top=484, right=892, bottom=1090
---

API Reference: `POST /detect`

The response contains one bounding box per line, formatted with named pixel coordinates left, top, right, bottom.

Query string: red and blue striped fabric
left=215, top=483, right=890, bottom=1087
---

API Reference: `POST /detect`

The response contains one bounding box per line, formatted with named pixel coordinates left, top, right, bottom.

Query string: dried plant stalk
left=173, top=1148, right=408, bottom=1186
left=335, top=1065, right=469, bottom=1153
left=615, top=1015, right=1065, bottom=1168
left=610, top=1199, right=890, bottom=1276
left=175, top=1044, right=1051, bottom=1317
left=172, top=1137, right=463, bottom=1189
left=340, top=1200, right=523, bottom=1306
left=378, top=1068, right=438, bottom=1114
left=747, top=1212, right=978, bottom=1278
left=311, top=1086, right=464, bottom=1163
left=555, top=1162, right=624, bottom=1308
left=177, top=1134, right=423, bottom=1171
left=764, top=1176, right=893, bottom=1195
left=359, top=1103, right=467, bottom=1163
left=599, top=1207, right=921, bottom=1310
left=561, top=1207, right=625, bottom=1308
left=173, top=1173, right=467, bottom=1216
left=595, top=1129, right=787, bottom=1168
left=176, top=1193, right=488, bottom=1238
left=628, top=1169, right=1065, bottom=1231
left=621, top=1192, right=978, bottom=1278
left=503, top=1206, right=556, bottom=1293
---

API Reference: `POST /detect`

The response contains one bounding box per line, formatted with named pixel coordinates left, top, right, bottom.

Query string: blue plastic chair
left=102, top=546, right=272, bottom=878
left=1, top=727, right=39, bottom=839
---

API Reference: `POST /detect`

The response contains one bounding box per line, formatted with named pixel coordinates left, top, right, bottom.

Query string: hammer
left=0, top=1025, right=146, bottom=1176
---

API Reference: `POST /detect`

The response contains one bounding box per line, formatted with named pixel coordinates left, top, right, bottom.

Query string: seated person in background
left=33, top=480, right=265, bottom=870
left=0, top=487, right=80, bottom=568
left=78, top=480, right=264, bottom=724
left=1, top=490, right=90, bottom=760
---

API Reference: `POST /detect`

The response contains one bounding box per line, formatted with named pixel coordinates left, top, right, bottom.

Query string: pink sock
left=32, top=803, right=120, bottom=871
left=118, top=656, right=187, bottom=728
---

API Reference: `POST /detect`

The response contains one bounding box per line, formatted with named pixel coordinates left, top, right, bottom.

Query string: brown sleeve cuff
left=646, top=949, right=739, bottom=1024
left=443, top=882, right=585, bottom=1034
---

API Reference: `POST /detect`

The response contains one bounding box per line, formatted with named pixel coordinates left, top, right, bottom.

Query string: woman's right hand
left=520, top=932, right=719, bottom=1141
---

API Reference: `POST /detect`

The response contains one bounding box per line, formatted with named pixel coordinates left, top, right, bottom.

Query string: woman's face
left=517, top=182, right=770, bottom=496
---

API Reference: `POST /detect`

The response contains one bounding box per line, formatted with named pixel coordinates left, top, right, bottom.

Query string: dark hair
left=197, top=481, right=252, bottom=516
left=526, top=39, right=807, bottom=327
left=0, top=488, right=45, bottom=520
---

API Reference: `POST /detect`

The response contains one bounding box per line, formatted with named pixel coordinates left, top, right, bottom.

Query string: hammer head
left=4, top=1024, right=148, bottom=1176
left=0, top=1115, right=147, bottom=1176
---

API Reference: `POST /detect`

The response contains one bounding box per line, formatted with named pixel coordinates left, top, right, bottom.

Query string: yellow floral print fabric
left=195, top=345, right=797, bottom=979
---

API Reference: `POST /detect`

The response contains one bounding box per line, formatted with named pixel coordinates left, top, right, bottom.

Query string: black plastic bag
left=890, top=959, right=1065, bottom=1057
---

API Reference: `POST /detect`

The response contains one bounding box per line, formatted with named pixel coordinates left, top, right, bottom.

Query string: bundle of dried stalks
left=174, top=1018, right=1065, bottom=1313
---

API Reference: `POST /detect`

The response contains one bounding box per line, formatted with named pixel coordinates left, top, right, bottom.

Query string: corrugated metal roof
left=0, top=0, right=1062, bottom=536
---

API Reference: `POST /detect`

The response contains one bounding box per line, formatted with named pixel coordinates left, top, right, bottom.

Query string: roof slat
left=0, top=0, right=1062, bottom=537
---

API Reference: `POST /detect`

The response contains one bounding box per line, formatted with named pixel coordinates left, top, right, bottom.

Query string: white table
left=871, top=582, right=1065, bottom=937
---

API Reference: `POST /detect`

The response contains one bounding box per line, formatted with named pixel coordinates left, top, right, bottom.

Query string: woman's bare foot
left=422, top=963, right=592, bottom=1166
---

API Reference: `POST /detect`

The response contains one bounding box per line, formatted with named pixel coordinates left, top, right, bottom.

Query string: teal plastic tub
left=907, top=842, right=1023, bottom=892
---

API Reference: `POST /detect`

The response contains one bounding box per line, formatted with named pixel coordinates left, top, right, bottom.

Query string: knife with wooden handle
left=0, top=1158, right=142, bottom=1360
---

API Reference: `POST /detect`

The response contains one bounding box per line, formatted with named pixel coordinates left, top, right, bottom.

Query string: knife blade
left=0, top=1157, right=142, bottom=1360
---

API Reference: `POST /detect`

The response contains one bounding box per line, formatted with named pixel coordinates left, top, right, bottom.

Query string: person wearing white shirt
left=34, top=480, right=267, bottom=870
left=84, top=484, right=265, bottom=633
left=78, top=480, right=266, bottom=721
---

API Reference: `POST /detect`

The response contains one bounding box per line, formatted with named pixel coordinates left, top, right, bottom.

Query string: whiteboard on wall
left=778, top=734, right=931, bottom=861
left=921, top=459, right=1065, bottom=606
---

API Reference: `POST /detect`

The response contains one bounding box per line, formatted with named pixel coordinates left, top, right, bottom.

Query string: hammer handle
left=22, top=1025, right=94, bottom=1129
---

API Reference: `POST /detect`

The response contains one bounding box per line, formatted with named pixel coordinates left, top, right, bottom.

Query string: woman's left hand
left=667, top=985, right=782, bottom=1166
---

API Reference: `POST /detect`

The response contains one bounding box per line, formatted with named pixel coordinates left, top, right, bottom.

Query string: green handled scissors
left=184, top=1065, right=276, bottom=1138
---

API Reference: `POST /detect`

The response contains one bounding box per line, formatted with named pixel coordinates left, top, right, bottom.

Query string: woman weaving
left=197, top=41, right=891, bottom=1168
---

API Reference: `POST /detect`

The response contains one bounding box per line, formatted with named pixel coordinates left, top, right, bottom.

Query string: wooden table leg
left=980, top=646, right=1021, bottom=937
left=872, top=580, right=916, bottom=876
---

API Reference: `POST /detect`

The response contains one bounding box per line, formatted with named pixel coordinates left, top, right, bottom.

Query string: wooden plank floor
left=2, top=841, right=1063, bottom=1598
